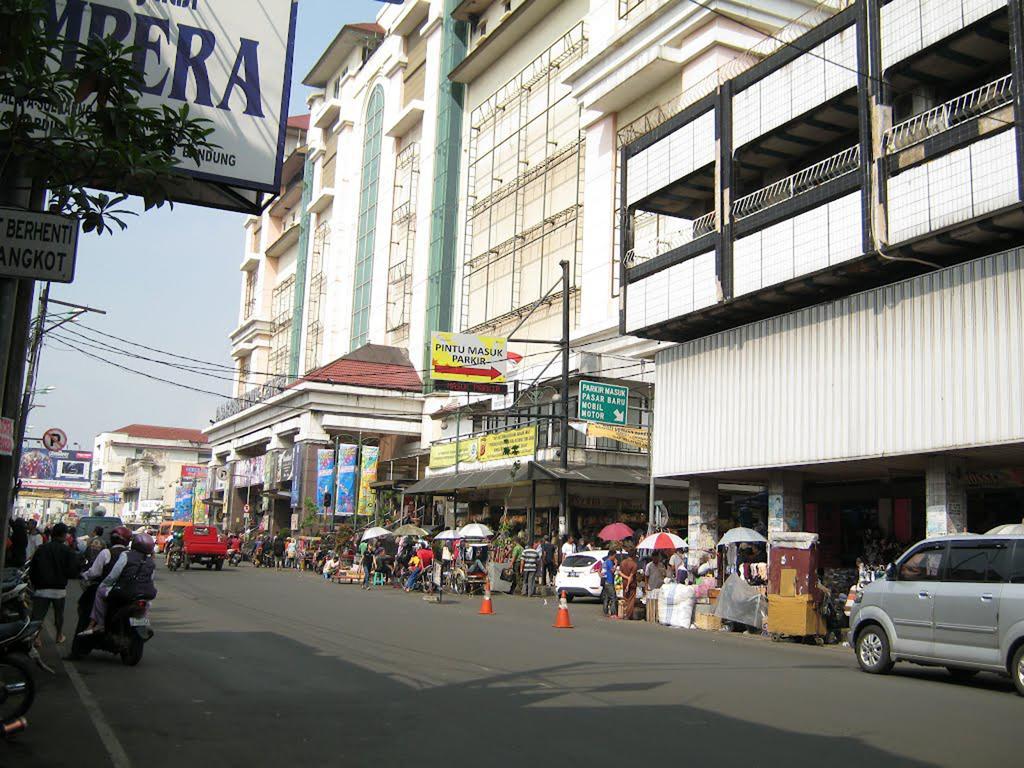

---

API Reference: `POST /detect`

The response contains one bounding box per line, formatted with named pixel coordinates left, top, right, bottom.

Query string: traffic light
left=322, top=492, right=332, bottom=509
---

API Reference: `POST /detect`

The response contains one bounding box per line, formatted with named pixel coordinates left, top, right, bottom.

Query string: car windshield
left=563, top=555, right=597, bottom=568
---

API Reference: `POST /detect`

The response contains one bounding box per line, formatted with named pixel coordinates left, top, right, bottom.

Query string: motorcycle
left=227, top=547, right=243, bottom=567
left=166, top=548, right=183, bottom=572
left=0, top=568, right=31, bottom=622
left=0, top=618, right=45, bottom=737
left=70, top=583, right=154, bottom=666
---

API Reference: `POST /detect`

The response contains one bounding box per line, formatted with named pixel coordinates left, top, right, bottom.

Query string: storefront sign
left=578, top=380, right=629, bottom=425
left=0, top=417, right=13, bottom=457
left=357, top=447, right=379, bottom=517
left=430, top=332, right=507, bottom=389
left=0, top=209, right=78, bottom=282
left=585, top=422, right=649, bottom=450
left=192, top=479, right=208, bottom=524
left=20, top=1, right=298, bottom=198
left=428, top=438, right=480, bottom=469
left=180, top=464, right=206, bottom=481
left=478, top=425, right=536, bottom=463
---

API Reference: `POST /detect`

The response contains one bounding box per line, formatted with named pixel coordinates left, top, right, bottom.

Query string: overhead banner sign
left=18, top=447, right=93, bottom=490
left=428, top=439, right=480, bottom=470
left=430, top=332, right=507, bottom=393
left=335, top=445, right=358, bottom=517
left=578, top=380, right=629, bottom=425
left=586, top=423, right=650, bottom=451
left=357, top=446, right=379, bottom=517
left=0, top=209, right=79, bottom=283
left=478, top=425, right=536, bottom=463
left=19, top=1, right=298, bottom=206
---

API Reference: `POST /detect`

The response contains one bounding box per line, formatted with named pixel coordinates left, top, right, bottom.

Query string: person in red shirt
left=404, top=543, right=434, bottom=591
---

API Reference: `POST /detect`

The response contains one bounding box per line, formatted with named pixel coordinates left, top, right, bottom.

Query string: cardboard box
left=694, top=612, right=722, bottom=631
left=767, top=593, right=825, bottom=636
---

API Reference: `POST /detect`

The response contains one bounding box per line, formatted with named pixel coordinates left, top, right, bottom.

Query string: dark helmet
left=111, top=526, right=132, bottom=545
left=131, top=532, right=155, bottom=555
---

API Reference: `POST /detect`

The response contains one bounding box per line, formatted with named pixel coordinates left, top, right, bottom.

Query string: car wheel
left=1012, top=645, right=1024, bottom=697
left=946, top=667, right=978, bottom=681
left=855, top=625, right=894, bottom=674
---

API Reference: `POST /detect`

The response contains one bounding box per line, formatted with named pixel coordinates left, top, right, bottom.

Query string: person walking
left=361, top=543, right=375, bottom=589
left=601, top=552, right=619, bottom=618
left=560, top=536, right=577, bottom=565
left=285, top=537, right=297, bottom=569
left=507, top=536, right=524, bottom=595
left=8, top=519, right=28, bottom=567
left=25, top=520, right=44, bottom=561
left=27, top=523, right=79, bottom=646
left=272, top=533, right=286, bottom=570
left=539, top=536, right=556, bottom=588
left=520, top=540, right=541, bottom=597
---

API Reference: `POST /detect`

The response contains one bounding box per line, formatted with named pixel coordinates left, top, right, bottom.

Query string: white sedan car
left=555, top=549, right=609, bottom=601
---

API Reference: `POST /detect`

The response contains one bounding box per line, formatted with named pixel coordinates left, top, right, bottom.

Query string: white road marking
left=63, top=659, right=133, bottom=768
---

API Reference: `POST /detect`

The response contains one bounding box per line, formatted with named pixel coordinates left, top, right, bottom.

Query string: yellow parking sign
left=430, top=332, right=507, bottom=384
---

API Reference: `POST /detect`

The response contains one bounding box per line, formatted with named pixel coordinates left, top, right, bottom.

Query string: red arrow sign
left=434, top=364, right=503, bottom=380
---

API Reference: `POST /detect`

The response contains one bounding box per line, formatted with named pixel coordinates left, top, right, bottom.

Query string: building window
left=387, top=142, right=419, bottom=345
left=237, top=356, right=250, bottom=396
left=270, top=275, right=295, bottom=376
left=242, top=269, right=257, bottom=320
left=462, top=25, right=586, bottom=332
left=305, top=222, right=330, bottom=371
left=350, top=85, right=385, bottom=349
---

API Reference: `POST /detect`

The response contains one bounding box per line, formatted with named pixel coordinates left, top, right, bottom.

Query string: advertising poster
left=316, top=449, right=335, bottom=511
left=289, top=445, right=303, bottom=508
left=357, top=446, right=379, bottom=517
left=192, top=480, right=208, bottom=524
left=18, top=447, right=93, bottom=490
left=180, top=464, right=206, bottom=481
left=428, top=439, right=479, bottom=469
left=173, top=484, right=194, bottom=522
left=336, top=445, right=358, bottom=517
left=478, top=425, right=537, bottom=463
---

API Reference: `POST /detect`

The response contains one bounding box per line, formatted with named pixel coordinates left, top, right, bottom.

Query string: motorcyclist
left=79, top=532, right=157, bottom=636
left=75, top=526, right=131, bottom=639
left=165, top=528, right=184, bottom=567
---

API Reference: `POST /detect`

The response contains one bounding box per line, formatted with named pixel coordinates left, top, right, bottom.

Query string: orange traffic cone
left=479, top=580, right=495, bottom=615
left=553, top=591, right=573, bottom=629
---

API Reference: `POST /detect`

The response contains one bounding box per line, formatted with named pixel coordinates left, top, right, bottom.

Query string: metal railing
left=883, top=74, right=1014, bottom=154
left=624, top=210, right=717, bottom=268
left=732, top=145, right=860, bottom=220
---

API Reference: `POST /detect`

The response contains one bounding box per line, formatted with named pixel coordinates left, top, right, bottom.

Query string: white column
left=926, top=456, right=966, bottom=537
left=688, top=477, right=718, bottom=567
left=768, top=470, right=803, bottom=534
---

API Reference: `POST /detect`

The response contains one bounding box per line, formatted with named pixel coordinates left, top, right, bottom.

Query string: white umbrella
left=986, top=523, right=1024, bottom=535
left=433, top=529, right=461, bottom=541
left=637, top=532, right=687, bottom=551
left=717, top=527, right=767, bottom=547
left=360, top=526, right=391, bottom=542
left=458, top=523, right=494, bottom=538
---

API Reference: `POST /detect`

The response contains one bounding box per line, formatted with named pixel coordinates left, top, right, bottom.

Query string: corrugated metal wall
left=653, top=249, right=1024, bottom=476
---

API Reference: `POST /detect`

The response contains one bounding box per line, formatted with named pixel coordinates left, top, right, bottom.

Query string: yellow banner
left=428, top=439, right=480, bottom=469
left=478, top=425, right=536, bottom=462
left=430, top=332, right=507, bottom=383
left=587, top=423, right=650, bottom=450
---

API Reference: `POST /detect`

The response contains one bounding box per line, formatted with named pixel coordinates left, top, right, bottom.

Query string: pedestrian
left=645, top=553, right=667, bottom=591
left=25, top=520, right=44, bottom=561
left=560, top=535, right=576, bottom=565
left=507, top=536, right=524, bottom=595
left=618, top=550, right=639, bottom=620
left=404, top=542, right=433, bottom=591
left=362, top=542, right=375, bottom=589
left=285, top=537, right=297, bottom=569
left=27, top=523, right=79, bottom=645
left=669, top=548, right=688, bottom=583
left=272, top=533, right=286, bottom=570
left=539, top=535, right=557, bottom=587
left=8, top=519, right=28, bottom=567
left=520, top=540, right=541, bottom=597
left=601, top=551, right=619, bottom=617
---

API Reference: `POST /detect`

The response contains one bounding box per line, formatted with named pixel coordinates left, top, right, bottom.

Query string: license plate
left=567, top=570, right=578, bottom=578
left=129, top=617, right=150, bottom=627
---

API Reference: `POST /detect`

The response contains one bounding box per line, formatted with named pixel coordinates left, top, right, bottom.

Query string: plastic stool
left=372, top=572, right=387, bottom=586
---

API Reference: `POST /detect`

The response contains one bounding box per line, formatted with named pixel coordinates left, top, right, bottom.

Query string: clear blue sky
left=35, top=0, right=385, bottom=449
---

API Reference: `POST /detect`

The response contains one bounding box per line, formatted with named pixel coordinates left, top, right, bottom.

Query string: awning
left=405, top=462, right=651, bottom=494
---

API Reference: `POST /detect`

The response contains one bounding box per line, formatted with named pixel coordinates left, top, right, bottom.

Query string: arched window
left=350, top=85, right=385, bottom=348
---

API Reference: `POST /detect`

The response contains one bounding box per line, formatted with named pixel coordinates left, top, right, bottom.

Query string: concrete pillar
left=688, top=477, right=718, bottom=567
left=768, top=470, right=804, bottom=534
left=926, top=456, right=966, bottom=537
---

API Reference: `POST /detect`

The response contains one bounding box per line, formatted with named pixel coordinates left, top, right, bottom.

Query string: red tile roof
left=112, top=425, right=209, bottom=444
left=300, top=344, right=422, bottom=392
left=349, top=22, right=385, bottom=35
left=287, top=114, right=310, bottom=131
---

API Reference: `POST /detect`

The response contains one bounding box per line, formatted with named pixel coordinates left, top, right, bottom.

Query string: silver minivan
left=850, top=534, right=1024, bottom=695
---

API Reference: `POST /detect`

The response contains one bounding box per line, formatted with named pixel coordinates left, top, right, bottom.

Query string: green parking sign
left=578, top=380, right=629, bottom=425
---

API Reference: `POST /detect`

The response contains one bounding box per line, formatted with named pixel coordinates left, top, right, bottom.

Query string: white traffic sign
left=0, top=209, right=78, bottom=283
left=42, top=427, right=67, bottom=451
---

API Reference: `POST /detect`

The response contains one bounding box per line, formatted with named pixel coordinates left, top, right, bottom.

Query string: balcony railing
left=624, top=210, right=717, bottom=268
left=883, top=74, right=1014, bottom=154
left=732, top=145, right=860, bottom=220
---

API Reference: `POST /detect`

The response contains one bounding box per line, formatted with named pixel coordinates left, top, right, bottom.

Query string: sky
left=33, top=0, right=385, bottom=450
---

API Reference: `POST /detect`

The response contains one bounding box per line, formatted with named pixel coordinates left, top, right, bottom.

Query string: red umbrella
left=637, top=532, right=688, bottom=551
left=598, top=522, right=635, bottom=541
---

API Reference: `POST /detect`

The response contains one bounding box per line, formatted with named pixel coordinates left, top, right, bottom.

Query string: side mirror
left=885, top=562, right=896, bottom=581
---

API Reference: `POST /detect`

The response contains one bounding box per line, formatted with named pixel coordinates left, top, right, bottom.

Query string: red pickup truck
left=182, top=524, right=227, bottom=571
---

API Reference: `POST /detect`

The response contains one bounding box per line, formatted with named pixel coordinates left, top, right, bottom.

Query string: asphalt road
left=8, top=564, right=1021, bottom=767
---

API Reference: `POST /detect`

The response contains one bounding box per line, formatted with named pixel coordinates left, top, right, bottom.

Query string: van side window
left=1010, top=542, right=1024, bottom=584
left=946, top=541, right=1010, bottom=583
left=898, top=543, right=945, bottom=581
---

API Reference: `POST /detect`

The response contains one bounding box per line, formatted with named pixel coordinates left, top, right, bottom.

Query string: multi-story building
left=616, top=0, right=1024, bottom=564
left=92, top=424, right=211, bottom=520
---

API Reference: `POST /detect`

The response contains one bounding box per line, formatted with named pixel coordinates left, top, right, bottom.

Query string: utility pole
left=559, top=259, right=570, bottom=536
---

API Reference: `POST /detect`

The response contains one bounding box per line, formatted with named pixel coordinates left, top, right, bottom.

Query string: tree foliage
left=0, top=0, right=216, bottom=233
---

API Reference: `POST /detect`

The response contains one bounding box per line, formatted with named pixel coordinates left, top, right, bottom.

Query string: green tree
left=0, top=0, right=216, bottom=232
